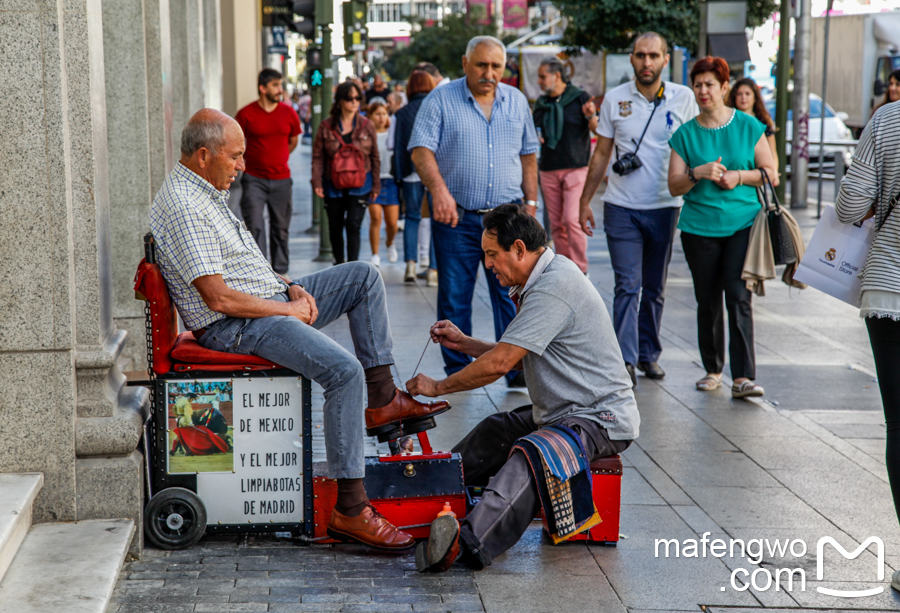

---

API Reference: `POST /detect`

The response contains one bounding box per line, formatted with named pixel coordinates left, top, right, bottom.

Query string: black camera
left=612, top=152, right=643, bottom=176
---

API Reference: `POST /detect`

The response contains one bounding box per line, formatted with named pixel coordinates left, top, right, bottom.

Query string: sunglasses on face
left=343, top=96, right=361, bottom=102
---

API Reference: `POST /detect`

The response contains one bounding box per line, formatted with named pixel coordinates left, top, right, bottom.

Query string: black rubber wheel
left=144, top=487, right=207, bottom=550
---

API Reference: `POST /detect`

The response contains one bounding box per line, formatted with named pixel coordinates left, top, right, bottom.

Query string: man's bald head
left=181, top=108, right=242, bottom=157
left=179, top=108, right=246, bottom=191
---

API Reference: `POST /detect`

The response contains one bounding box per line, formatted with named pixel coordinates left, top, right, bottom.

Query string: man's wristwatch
left=525, top=199, right=539, bottom=209
left=288, top=282, right=305, bottom=290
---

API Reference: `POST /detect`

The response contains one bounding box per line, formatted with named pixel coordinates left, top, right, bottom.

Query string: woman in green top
left=667, top=56, right=776, bottom=398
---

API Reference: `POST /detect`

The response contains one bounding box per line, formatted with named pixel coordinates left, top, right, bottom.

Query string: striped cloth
left=511, top=425, right=601, bottom=543
left=407, top=78, right=539, bottom=210
left=835, top=101, right=900, bottom=293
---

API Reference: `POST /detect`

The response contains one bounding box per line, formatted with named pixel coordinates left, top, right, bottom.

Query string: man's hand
left=314, top=187, right=325, bottom=198
left=582, top=100, right=597, bottom=118
left=580, top=204, right=596, bottom=236
left=406, top=373, right=441, bottom=397
left=430, top=320, right=467, bottom=353
left=288, top=285, right=318, bottom=325
left=524, top=204, right=537, bottom=218
left=285, top=298, right=313, bottom=324
left=431, top=191, right=459, bottom=227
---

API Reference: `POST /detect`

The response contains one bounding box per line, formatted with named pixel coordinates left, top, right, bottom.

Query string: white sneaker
left=387, top=244, right=398, bottom=263
left=397, top=219, right=405, bottom=232
left=892, top=568, right=900, bottom=592
left=405, top=261, right=417, bottom=283
left=420, top=255, right=430, bottom=269
left=426, top=269, right=438, bottom=287
left=370, top=253, right=381, bottom=268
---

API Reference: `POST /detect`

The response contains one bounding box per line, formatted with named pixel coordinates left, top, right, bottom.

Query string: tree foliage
left=553, top=0, right=779, bottom=56
left=384, top=14, right=515, bottom=80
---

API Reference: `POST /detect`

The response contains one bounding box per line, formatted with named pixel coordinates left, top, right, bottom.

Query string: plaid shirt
left=149, top=163, right=287, bottom=330
left=408, top=79, right=539, bottom=210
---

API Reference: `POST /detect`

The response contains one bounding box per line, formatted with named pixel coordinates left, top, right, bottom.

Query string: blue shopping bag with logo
left=793, top=205, right=874, bottom=306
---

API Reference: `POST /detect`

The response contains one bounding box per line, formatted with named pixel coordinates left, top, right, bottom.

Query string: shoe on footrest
left=416, top=514, right=460, bottom=573
left=327, top=504, right=414, bottom=550
left=365, top=389, right=451, bottom=439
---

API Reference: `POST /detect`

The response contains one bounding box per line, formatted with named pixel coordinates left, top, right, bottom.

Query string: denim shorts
left=373, top=180, right=399, bottom=206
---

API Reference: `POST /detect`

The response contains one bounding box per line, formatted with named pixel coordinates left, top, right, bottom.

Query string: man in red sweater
left=236, top=69, right=302, bottom=274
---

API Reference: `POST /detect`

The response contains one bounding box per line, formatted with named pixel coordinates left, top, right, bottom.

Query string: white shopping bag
left=793, top=205, right=874, bottom=306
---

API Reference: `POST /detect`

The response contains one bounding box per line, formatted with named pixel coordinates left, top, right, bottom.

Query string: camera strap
left=615, top=84, right=666, bottom=162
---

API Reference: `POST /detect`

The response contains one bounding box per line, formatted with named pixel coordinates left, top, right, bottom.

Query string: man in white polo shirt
left=578, top=32, right=698, bottom=385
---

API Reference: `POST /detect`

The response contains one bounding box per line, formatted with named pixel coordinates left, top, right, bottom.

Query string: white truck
left=810, top=12, right=900, bottom=134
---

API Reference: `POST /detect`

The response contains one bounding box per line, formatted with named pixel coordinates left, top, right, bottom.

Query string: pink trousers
left=539, top=167, right=589, bottom=273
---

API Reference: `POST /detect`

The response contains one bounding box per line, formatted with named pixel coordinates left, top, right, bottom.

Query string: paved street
left=107, top=145, right=900, bottom=612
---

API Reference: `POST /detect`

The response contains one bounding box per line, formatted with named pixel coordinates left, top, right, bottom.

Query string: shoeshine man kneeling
left=149, top=108, right=451, bottom=551
left=406, top=204, right=640, bottom=572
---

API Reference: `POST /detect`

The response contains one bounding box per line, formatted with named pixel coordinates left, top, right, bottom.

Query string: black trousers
left=240, top=173, right=293, bottom=274
left=866, top=316, right=900, bottom=527
left=325, top=195, right=367, bottom=264
left=451, top=406, right=630, bottom=568
left=680, top=226, right=756, bottom=379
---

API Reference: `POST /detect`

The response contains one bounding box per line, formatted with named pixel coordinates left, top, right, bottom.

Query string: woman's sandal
left=696, top=374, right=723, bottom=391
left=732, top=380, right=765, bottom=398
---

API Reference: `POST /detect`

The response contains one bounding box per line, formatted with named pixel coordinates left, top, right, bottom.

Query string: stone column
left=221, top=0, right=262, bottom=117
left=170, top=0, right=207, bottom=145
left=102, top=0, right=174, bottom=375
left=0, top=0, right=146, bottom=553
left=203, top=0, right=224, bottom=111
left=102, top=0, right=154, bottom=374
left=145, top=0, right=176, bottom=196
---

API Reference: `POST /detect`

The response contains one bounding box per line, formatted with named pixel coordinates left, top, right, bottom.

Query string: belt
left=472, top=208, right=492, bottom=215
left=193, top=328, right=206, bottom=338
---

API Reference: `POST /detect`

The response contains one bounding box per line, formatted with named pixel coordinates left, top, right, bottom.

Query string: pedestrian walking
left=835, top=102, right=900, bottom=594
left=386, top=92, right=405, bottom=115
left=312, top=81, right=380, bottom=264
left=366, top=74, right=390, bottom=103
left=874, top=69, right=900, bottom=112
left=667, top=56, right=777, bottom=397
left=415, top=62, right=449, bottom=88
left=579, top=32, right=698, bottom=385
left=366, top=99, right=399, bottom=267
left=533, top=56, right=598, bottom=274
left=410, top=36, right=540, bottom=386
left=390, top=70, right=438, bottom=284
left=235, top=68, right=301, bottom=274
left=728, top=78, right=779, bottom=184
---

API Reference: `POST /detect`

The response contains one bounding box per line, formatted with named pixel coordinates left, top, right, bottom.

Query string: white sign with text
left=196, top=377, right=305, bottom=525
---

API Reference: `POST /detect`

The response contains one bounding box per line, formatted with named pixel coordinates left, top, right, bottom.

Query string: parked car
left=765, top=94, right=855, bottom=172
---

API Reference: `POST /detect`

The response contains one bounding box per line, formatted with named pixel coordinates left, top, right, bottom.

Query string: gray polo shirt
left=501, top=251, right=640, bottom=440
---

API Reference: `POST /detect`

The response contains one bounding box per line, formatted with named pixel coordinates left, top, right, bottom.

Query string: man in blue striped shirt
left=410, top=36, right=540, bottom=386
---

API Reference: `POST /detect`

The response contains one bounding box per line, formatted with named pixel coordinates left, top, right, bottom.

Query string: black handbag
left=758, top=169, right=797, bottom=266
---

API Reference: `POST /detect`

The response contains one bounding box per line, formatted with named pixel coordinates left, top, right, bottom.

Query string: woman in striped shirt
left=835, top=100, right=900, bottom=593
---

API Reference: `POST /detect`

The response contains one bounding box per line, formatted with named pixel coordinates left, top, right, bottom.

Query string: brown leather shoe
left=365, top=389, right=451, bottom=438
left=415, top=515, right=460, bottom=573
left=327, top=504, right=414, bottom=551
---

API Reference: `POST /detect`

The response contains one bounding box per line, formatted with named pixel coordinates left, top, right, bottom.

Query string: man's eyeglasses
left=344, top=96, right=361, bottom=102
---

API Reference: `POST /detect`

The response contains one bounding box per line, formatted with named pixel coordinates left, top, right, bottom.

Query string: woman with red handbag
left=312, top=81, right=381, bottom=263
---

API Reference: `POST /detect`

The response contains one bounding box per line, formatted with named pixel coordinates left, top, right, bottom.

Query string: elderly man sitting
left=149, top=108, right=450, bottom=551
left=407, top=204, right=640, bottom=571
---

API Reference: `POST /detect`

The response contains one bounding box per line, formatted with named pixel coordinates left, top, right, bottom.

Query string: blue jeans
left=197, top=262, right=394, bottom=479
left=432, top=209, right=518, bottom=383
left=401, top=181, right=436, bottom=265
left=603, top=203, right=680, bottom=366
